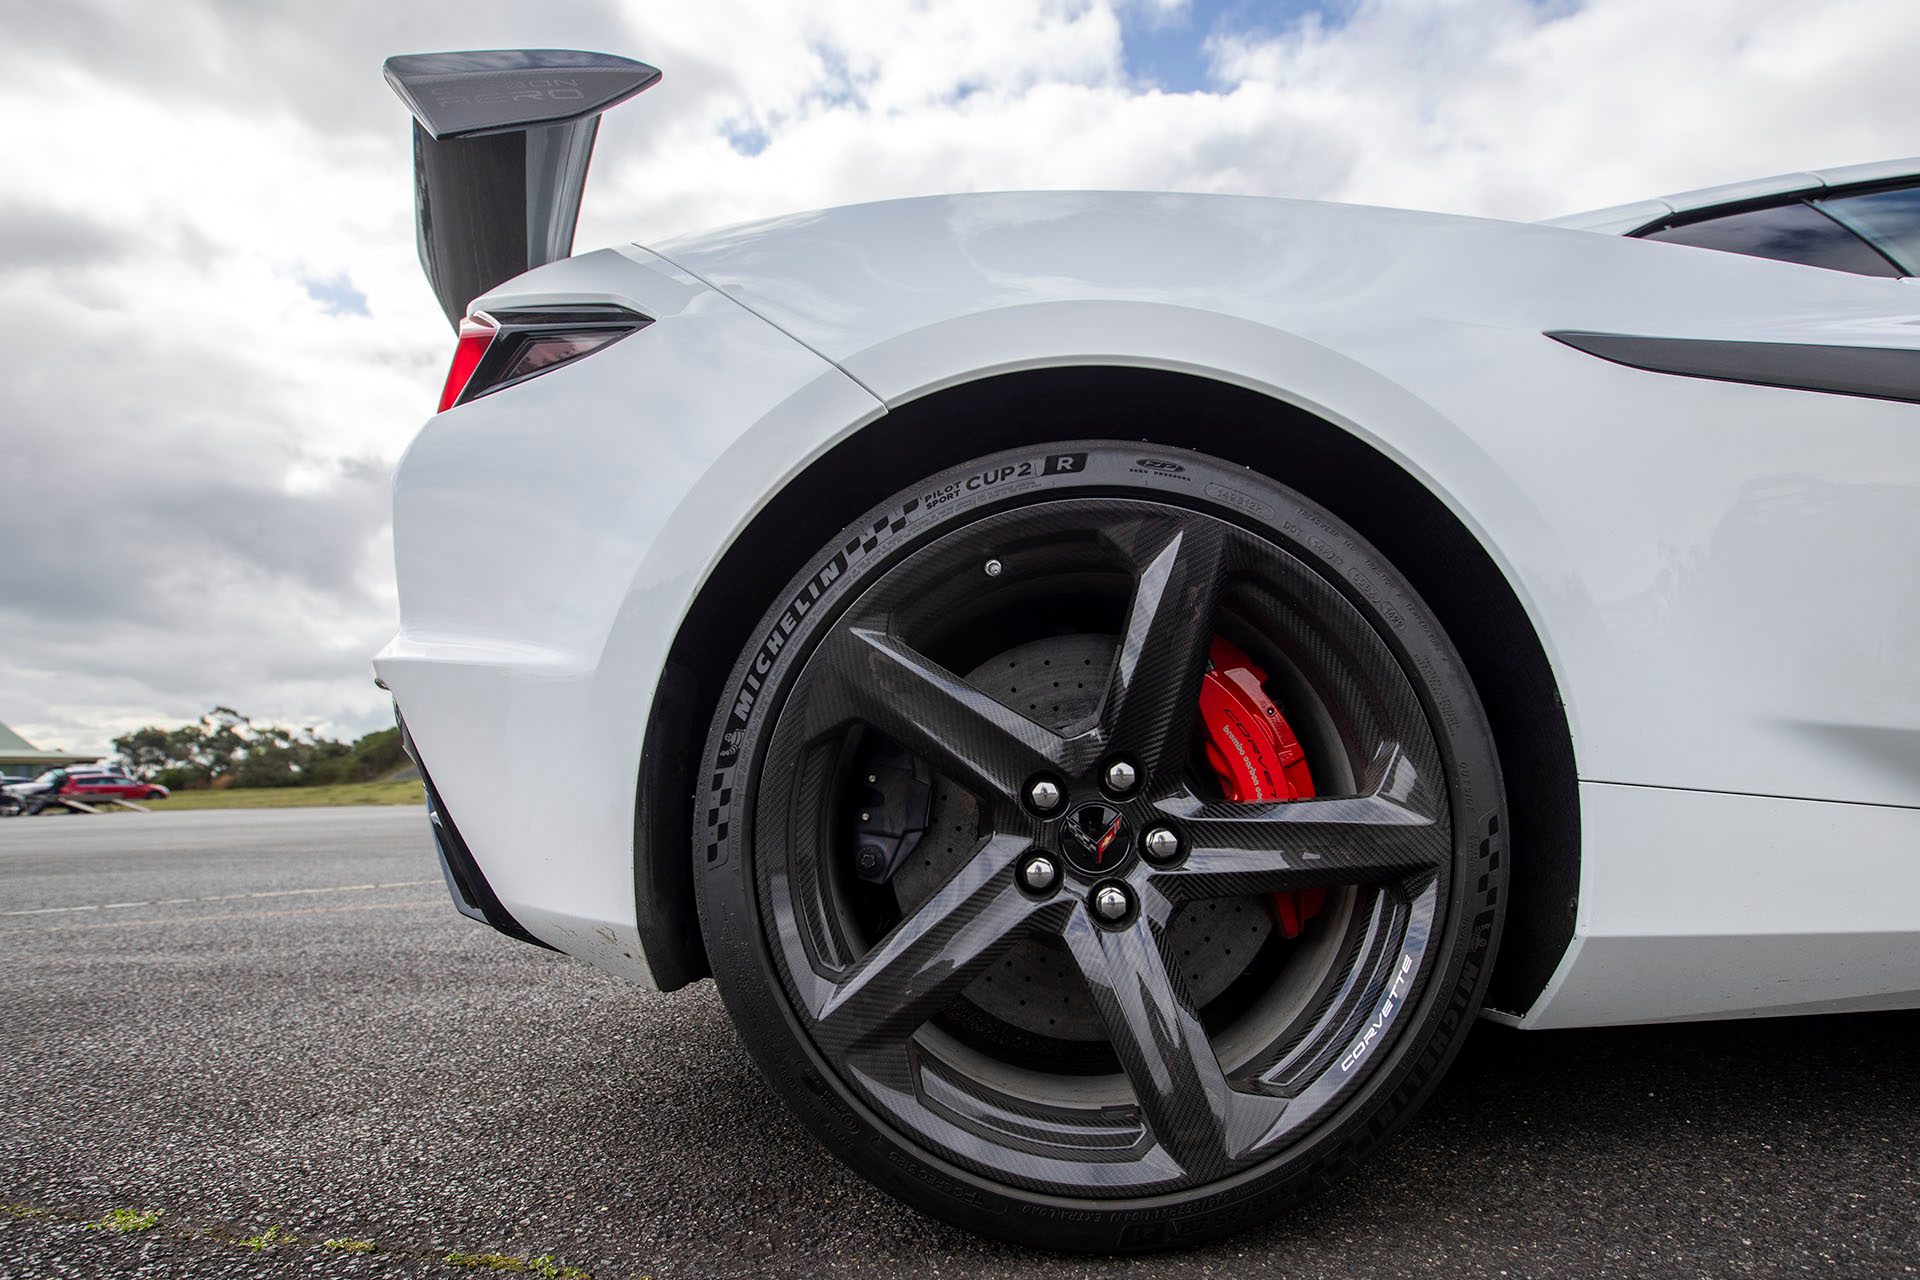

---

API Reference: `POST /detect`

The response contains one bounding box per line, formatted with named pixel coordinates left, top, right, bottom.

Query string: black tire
left=695, top=441, right=1505, bottom=1251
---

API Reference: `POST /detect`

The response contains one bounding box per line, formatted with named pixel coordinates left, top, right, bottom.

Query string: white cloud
left=2, top=0, right=1916, bottom=751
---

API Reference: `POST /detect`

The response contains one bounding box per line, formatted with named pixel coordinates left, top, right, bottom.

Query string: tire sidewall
left=694, top=441, right=1506, bottom=1251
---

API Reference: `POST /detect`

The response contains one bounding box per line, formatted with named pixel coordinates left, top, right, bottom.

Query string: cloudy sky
left=2, top=0, right=1915, bottom=756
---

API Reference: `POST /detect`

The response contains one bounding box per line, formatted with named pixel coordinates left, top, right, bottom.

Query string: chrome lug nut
left=1142, top=825, right=1181, bottom=863
left=1104, top=759, right=1139, bottom=794
left=1027, top=778, right=1063, bottom=812
left=1019, top=855, right=1059, bottom=893
left=1091, top=883, right=1133, bottom=923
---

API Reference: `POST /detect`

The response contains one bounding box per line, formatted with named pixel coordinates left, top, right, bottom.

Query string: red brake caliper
left=1196, top=635, right=1326, bottom=939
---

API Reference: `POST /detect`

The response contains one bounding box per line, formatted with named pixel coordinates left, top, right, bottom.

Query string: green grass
left=82, top=1207, right=163, bottom=1233
left=152, top=780, right=423, bottom=810
left=237, top=1224, right=299, bottom=1249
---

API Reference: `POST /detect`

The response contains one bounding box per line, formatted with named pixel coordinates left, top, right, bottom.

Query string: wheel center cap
left=1060, top=802, right=1132, bottom=875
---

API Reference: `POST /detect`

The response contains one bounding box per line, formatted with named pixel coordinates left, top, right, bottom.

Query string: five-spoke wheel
left=697, top=443, right=1505, bottom=1250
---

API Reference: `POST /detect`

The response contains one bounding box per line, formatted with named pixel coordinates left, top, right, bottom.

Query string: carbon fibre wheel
left=695, top=442, right=1506, bottom=1251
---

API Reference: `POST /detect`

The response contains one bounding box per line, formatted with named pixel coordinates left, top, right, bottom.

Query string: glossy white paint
left=378, top=190, right=1920, bottom=1024
left=375, top=247, right=880, bottom=979
left=1659, top=170, right=1824, bottom=213
left=1538, top=197, right=1672, bottom=235
left=1517, top=782, right=1920, bottom=1028
left=1811, top=156, right=1920, bottom=188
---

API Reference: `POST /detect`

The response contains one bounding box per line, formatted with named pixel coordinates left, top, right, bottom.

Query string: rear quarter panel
left=654, top=192, right=1920, bottom=811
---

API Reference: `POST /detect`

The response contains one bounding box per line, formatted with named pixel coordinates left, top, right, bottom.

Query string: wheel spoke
left=1100, top=517, right=1233, bottom=783
left=1060, top=906, right=1285, bottom=1178
left=811, top=624, right=1068, bottom=805
left=1152, top=793, right=1446, bottom=900
left=814, top=834, right=1054, bottom=1058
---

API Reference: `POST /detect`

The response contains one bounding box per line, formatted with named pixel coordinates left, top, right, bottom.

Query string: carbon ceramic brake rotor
left=886, top=633, right=1274, bottom=1043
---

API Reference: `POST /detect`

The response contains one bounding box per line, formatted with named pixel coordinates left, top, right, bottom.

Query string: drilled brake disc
left=885, top=634, right=1274, bottom=1043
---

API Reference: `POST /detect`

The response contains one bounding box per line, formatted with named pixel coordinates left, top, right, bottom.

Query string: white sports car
left=375, top=50, right=1920, bottom=1250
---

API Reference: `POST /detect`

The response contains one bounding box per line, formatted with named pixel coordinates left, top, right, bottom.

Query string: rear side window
left=1642, top=202, right=1903, bottom=277
left=1817, top=186, right=1920, bottom=275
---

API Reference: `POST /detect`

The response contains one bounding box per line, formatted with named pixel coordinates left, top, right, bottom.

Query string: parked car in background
left=1, top=768, right=70, bottom=816
left=62, top=770, right=169, bottom=803
left=0, top=768, right=168, bottom=807
left=0, top=769, right=64, bottom=799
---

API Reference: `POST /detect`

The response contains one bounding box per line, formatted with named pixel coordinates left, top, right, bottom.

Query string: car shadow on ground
left=553, top=982, right=1920, bottom=1276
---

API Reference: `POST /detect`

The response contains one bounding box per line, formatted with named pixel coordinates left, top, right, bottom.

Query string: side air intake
left=383, top=49, right=662, bottom=328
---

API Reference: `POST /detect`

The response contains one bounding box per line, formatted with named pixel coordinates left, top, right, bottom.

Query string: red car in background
left=63, top=770, right=169, bottom=802
left=1, top=768, right=167, bottom=815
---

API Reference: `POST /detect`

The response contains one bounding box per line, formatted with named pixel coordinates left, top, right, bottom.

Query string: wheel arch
left=645, top=365, right=1578, bottom=1016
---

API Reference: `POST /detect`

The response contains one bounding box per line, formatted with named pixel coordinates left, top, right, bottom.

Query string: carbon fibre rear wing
left=383, top=50, right=661, bottom=328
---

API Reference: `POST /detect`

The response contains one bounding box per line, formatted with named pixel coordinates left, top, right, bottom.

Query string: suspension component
left=849, top=736, right=934, bottom=884
left=1197, top=635, right=1325, bottom=938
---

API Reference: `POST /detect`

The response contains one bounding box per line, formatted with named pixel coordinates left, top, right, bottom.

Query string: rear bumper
left=371, top=243, right=883, bottom=988
left=398, top=716, right=553, bottom=952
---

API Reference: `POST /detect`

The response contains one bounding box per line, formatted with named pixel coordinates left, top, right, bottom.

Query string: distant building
left=0, top=721, right=96, bottom=776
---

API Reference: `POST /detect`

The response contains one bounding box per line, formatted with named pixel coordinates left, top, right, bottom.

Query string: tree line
left=112, top=708, right=406, bottom=790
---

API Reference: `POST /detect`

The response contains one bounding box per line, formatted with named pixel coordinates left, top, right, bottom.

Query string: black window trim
left=1626, top=174, right=1920, bottom=278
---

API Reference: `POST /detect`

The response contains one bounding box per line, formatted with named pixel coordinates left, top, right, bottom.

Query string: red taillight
left=433, top=307, right=647, bottom=412
left=437, top=315, right=497, bottom=412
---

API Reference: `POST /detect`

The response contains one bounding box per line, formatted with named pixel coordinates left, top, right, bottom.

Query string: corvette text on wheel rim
left=747, top=495, right=1453, bottom=1196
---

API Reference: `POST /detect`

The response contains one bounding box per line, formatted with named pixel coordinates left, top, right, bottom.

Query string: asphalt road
left=2, top=808, right=1916, bottom=1279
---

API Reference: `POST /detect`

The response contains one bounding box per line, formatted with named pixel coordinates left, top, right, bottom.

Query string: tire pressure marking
left=1339, top=951, right=1416, bottom=1074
